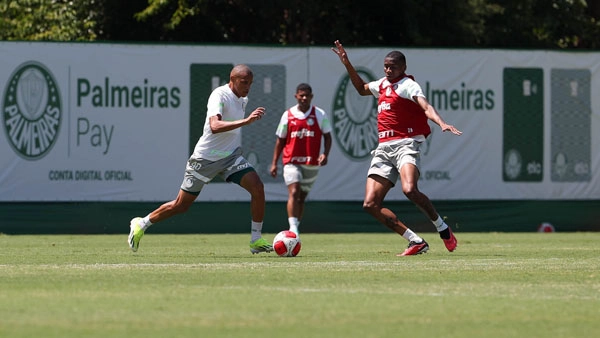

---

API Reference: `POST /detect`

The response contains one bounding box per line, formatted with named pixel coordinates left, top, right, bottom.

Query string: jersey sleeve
left=274, top=112, right=288, bottom=138
left=397, top=78, right=425, bottom=102
left=315, top=107, right=332, bottom=134
left=367, top=78, right=384, bottom=97
left=206, top=89, right=225, bottom=118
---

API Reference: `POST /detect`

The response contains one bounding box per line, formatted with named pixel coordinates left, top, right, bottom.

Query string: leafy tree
left=131, top=0, right=599, bottom=48
left=131, top=0, right=489, bottom=46
left=483, top=0, right=600, bottom=48
left=0, top=0, right=101, bottom=40
left=1, top=0, right=599, bottom=48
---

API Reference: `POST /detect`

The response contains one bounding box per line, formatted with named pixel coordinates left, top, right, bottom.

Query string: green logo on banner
left=3, top=61, right=62, bottom=160
left=331, top=70, right=378, bottom=160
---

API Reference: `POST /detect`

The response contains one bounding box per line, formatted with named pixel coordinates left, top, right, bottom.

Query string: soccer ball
left=537, top=222, right=555, bottom=232
left=272, top=230, right=301, bottom=257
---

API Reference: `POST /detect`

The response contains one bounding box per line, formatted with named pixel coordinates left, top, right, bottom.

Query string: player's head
left=383, top=51, right=407, bottom=81
left=296, top=83, right=312, bottom=94
left=229, top=64, right=254, bottom=98
left=295, top=83, right=313, bottom=111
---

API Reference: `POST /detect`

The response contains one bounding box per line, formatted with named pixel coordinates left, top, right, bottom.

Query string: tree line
left=1, top=0, right=599, bottom=49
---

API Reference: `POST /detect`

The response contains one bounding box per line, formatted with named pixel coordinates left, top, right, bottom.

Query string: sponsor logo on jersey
left=290, top=128, right=314, bottom=139
left=291, top=156, right=312, bottom=162
left=377, top=102, right=391, bottom=113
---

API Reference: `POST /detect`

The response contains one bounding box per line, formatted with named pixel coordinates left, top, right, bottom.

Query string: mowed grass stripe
left=0, top=232, right=598, bottom=338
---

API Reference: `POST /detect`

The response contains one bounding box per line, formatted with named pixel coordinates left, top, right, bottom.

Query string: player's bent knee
left=363, top=200, right=379, bottom=214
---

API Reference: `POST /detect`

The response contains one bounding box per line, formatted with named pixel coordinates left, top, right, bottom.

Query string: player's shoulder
left=371, top=77, right=386, bottom=86
left=399, top=75, right=418, bottom=85
left=212, top=84, right=236, bottom=98
left=396, top=76, right=422, bottom=94
left=313, top=105, right=328, bottom=116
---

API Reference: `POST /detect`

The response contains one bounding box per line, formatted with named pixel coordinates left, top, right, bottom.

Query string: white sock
left=141, top=215, right=153, bottom=231
left=402, top=229, right=423, bottom=243
left=432, top=215, right=448, bottom=232
left=251, top=221, right=263, bottom=241
left=288, top=217, right=300, bottom=235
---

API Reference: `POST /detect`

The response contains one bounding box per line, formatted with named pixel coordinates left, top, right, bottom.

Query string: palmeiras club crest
left=2, top=61, right=62, bottom=160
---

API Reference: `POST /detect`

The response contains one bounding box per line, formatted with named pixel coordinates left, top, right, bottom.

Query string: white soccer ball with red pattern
left=272, top=230, right=301, bottom=257
left=537, top=222, right=555, bottom=232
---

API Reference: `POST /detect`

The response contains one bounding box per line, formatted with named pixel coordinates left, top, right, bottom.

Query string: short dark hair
left=296, top=83, right=312, bottom=93
left=385, top=51, right=406, bottom=65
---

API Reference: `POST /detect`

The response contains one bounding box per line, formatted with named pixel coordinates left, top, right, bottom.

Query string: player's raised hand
left=331, top=40, right=350, bottom=65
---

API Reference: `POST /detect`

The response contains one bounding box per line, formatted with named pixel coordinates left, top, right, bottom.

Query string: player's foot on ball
left=128, top=217, right=145, bottom=252
left=442, top=227, right=457, bottom=252
left=249, top=237, right=273, bottom=254
left=397, top=240, right=429, bottom=256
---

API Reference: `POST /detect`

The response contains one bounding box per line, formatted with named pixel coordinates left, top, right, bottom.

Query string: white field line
left=0, top=258, right=597, bottom=271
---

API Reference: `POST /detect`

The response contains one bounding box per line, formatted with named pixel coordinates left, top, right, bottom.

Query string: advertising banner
left=1, top=42, right=598, bottom=201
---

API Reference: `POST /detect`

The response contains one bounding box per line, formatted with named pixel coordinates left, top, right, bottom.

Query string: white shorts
left=283, top=164, right=320, bottom=193
left=367, top=138, right=421, bottom=185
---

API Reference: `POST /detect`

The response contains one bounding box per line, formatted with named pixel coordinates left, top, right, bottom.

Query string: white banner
left=1, top=42, right=598, bottom=201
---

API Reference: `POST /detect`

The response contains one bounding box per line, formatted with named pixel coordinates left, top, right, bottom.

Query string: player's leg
left=283, top=164, right=312, bottom=235
left=399, top=163, right=437, bottom=219
left=238, top=169, right=265, bottom=222
left=364, top=145, right=412, bottom=235
left=363, top=174, right=428, bottom=256
left=235, top=169, right=272, bottom=253
left=128, top=157, right=212, bottom=252
left=363, top=174, right=407, bottom=234
left=148, top=189, right=198, bottom=223
left=128, top=189, right=197, bottom=252
left=365, top=140, right=428, bottom=255
left=399, top=163, right=456, bottom=251
left=286, top=182, right=304, bottom=235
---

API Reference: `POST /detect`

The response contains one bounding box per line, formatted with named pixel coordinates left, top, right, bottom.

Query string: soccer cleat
left=128, top=217, right=145, bottom=252
left=249, top=237, right=273, bottom=254
left=397, top=240, right=429, bottom=256
left=442, top=227, right=457, bottom=252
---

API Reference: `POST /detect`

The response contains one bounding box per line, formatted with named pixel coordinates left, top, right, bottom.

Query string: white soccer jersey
left=191, top=84, right=248, bottom=161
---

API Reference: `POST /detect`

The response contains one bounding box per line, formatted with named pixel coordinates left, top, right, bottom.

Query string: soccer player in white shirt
left=128, top=64, right=273, bottom=254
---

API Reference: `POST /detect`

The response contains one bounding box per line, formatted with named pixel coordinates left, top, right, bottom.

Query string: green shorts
left=180, top=147, right=256, bottom=195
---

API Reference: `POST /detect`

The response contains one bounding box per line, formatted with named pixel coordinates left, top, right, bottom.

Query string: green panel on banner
left=189, top=64, right=233, bottom=156
left=242, top=64, right=286, bottom=183
left=502, top=68, right=544, bottom=182
left=188, top=64, right=234, bottom=182
left=188, top=64, right=286, bottom=183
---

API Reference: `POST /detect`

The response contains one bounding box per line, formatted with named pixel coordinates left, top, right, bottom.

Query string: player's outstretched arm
left=415, top=96, right=462, bottom=136
left=210, top=107, right=266, bottom=133
left=331, top=40, right=372, bottom=96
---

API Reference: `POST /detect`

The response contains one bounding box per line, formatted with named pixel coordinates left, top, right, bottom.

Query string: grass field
left=0, top=232, right=598, bottom=338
